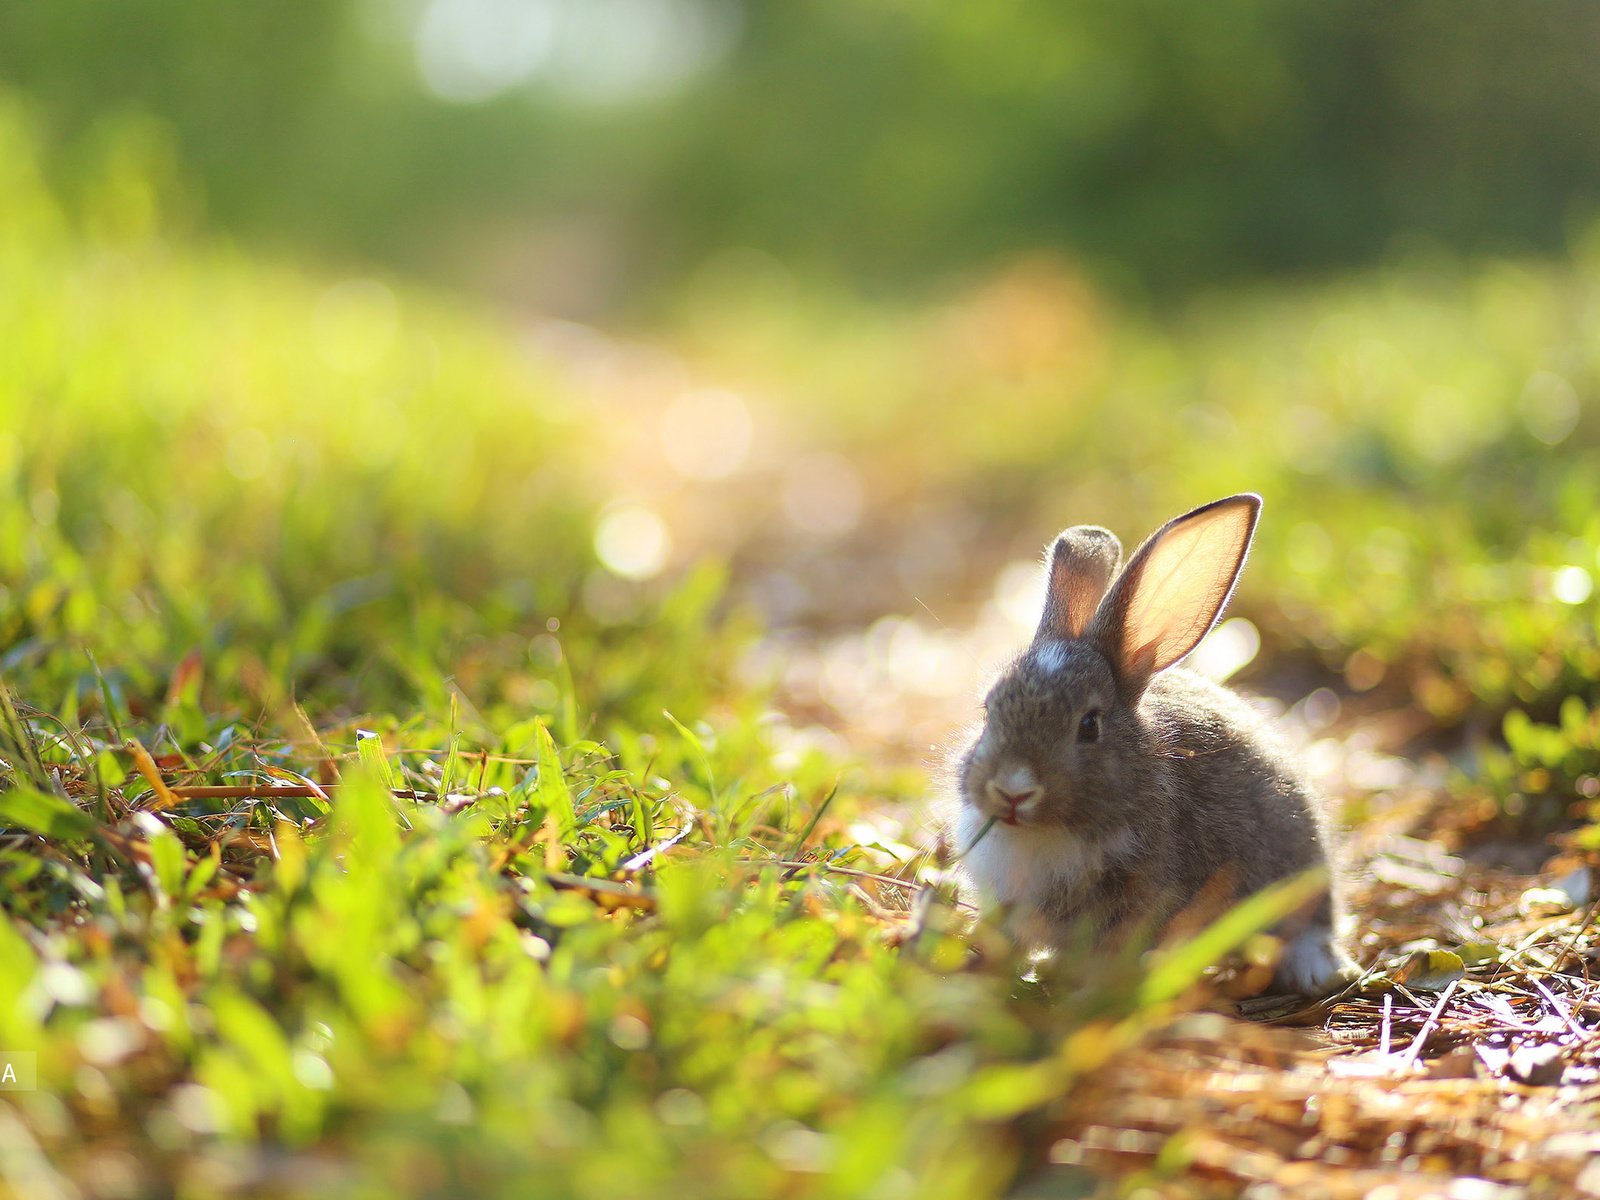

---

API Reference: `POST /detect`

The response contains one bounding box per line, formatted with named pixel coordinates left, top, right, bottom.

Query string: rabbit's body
left=953, top=497, right=1355, bottom=994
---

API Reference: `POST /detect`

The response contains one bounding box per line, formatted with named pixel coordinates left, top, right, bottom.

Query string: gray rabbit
left=953, top=494, right=1357, bottom=994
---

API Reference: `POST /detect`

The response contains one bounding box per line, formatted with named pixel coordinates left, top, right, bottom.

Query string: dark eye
left=1077, top=709, right=1102, bottom=743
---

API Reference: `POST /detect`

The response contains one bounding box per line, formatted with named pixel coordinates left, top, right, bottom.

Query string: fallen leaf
left=1455, top=941, right=1501, bottom=966
left=1392, top=948, right=1466, bottom=991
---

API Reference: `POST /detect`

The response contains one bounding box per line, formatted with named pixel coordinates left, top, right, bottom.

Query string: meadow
left=3, top=106, right=1600, bottom=1198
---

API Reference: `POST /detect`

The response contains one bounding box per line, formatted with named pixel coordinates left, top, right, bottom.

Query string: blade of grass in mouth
left=952, top=815, right=998, bottom=863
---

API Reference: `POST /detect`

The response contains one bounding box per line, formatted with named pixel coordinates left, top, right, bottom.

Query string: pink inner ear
left=1038, top=526, right=1122, bottom=643
left=1058, top=558, right=1108, bottom=638
left=1118, top=499, right=1255, bottom=676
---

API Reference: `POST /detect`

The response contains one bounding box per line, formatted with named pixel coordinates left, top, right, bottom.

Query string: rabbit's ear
left=1090, top=495, right=1261, bottom=689
left=1036, top=525, right=1123, bottom=642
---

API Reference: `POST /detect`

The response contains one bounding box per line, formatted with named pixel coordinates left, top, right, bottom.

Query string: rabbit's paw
left=1275, top=926, right=1359, bottom=995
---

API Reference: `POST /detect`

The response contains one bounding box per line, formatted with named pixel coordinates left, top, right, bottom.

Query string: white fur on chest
left=955, top=808, right=1135, bottom=943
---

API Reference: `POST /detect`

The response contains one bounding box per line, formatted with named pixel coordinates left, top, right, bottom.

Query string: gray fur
left=953, top=495, right=1357, bottom=995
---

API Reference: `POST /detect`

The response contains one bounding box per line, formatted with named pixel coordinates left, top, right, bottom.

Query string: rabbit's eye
left=1077, top=709, right=1102, bottom=743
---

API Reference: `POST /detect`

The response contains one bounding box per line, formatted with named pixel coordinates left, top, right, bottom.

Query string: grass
left=0, top=712, right=1103, bottom=1198
left=0, top=101, right=1162, bottom=1198
left=3, top=101, right=1600, bottom=1197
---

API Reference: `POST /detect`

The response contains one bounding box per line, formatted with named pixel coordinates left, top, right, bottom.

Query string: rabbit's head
left=957, top=495, right=1261, bottom=835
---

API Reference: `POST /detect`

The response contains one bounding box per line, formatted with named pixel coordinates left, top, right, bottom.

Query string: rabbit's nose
left=985, top=780, right=1042, bottom=823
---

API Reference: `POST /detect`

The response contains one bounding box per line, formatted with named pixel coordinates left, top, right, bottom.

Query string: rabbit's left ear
left=1036, top=525, right=1123, bottom=642
left=1090, top=494, right=1261, bottom=691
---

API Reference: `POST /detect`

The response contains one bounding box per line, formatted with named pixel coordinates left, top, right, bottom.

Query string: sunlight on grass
left=0, top=101, right=1172, bottom=1199
left=6, top=94, right=1600, bottom=1199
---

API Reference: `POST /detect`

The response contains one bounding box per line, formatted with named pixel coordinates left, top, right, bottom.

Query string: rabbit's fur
left=952, top=495, right=1356, bottom=994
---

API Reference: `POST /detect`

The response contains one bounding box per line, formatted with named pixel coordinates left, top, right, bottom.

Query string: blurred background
left=10, top=1, right=1600, bottom=311
left=6, top=0, right=1600, bottom=762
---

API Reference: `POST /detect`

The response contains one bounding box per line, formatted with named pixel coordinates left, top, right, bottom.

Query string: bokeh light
left=780, top=454, right=863, bottom=539
left=594, top=503, right=672, bottom=579
left=658, top=388, right=753, bottom=480
left=414, top=0, right=738, bottom=106
left=1552, top=565, right=1593, bottom=605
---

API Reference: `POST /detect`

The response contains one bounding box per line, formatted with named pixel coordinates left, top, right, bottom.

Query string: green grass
left=0, top=101, right=1170, bottom=1199
left=0, top=705, right=1130, bottom=1198
left=5, top=99, right=1600, bottom=1198
left=1472, top=698, right=1600, bottom=842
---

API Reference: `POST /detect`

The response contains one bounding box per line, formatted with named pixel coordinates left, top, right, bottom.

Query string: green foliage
left=0, top=785, right=97, bottom=842
left=664, top=1, right=1600, bottom=293
left=7, top=3, right=1600, bottom=298
left=1473, top=698, right=1600, bottom=838
left=0, top=99, right=751, bottom=738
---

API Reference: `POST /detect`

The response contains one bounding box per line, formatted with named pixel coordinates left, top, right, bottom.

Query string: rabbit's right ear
left=1035, top=525, right=1123, bottom=642
left=1089, top=495, right=1261, bottom=692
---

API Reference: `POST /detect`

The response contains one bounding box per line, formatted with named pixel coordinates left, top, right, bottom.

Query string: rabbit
left=951, top=494, right=1357, bottom=995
